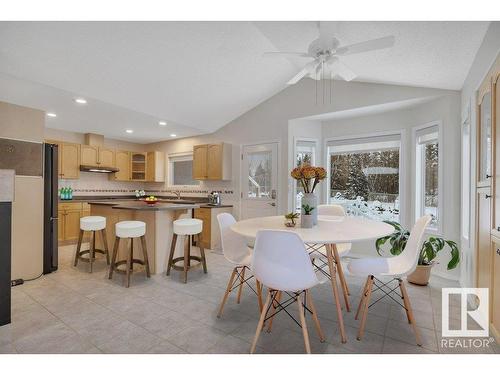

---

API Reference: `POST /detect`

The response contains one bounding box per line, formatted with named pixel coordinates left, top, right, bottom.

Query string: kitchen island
left=89, top=200, right=199, bottom=274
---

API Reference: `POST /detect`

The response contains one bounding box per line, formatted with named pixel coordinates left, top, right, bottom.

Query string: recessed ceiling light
left=158, top=121, right=167, bottom=126
left=74, top=98, right=87, bottom=104
left=126, top=129, right=134, bottom=134
left=46, top=112, right=57, bottom=118
left=170, top=134, right=177, bottom=137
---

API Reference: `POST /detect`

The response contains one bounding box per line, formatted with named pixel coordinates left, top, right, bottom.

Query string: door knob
left=497, top=248, right=500, bottom=256
left=486, top=174, right=492, bottom=179
left=268, top=202, right=276, bottom=207
left=486, top=194, right=492, bottom=199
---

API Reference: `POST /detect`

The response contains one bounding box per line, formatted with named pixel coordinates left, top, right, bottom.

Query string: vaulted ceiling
left=0, top=21, right=490, bottom=142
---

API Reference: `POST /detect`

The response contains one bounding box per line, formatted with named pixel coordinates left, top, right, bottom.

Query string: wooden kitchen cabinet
left=146, top=151, right=165, bottom=182
left=58, top=202, right=90, bottom=244
left=81, top=145, right=115, bottom=167
left=192, top=143, right=231, bottom=180
left=131, top=152, right=147, bottom=181
left=193, top=206, right=233, bottom=250
left=60, top=142, right=80, bottom=179
left=110, top=150, right=131, bottom=181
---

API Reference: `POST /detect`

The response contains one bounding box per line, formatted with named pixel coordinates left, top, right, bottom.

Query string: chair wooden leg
left=307, top=290, right=325, bottom=342
left=198, top=234, right=207, bottom=273
left=399, top=279, right=422, bottom=346
left=166, top=234, right=177, bottom=276
left=125, top=238, right=133, bottom=288
left=101, top=228, right=110, bottom=265
left=326, top=244, right=347, bottom=343
left=108, top=237, right=120, bottom=279
left=236, top=267, right=246, bottom=304
left=355, top=276, right=371, bottom=320
left=256, top=279, right=264, bottom=313
left=266, top=291, right=281, bottom=333
left=357, top=275, right=374, bottom=340
left=332, top=244, right=351, bottom=311
left=74, top=230, right=84, bottom=267
left=297, top=292, right=311, bottom=354
left=183, top=235, right=189, bottom=283
left=140, top=235, right=151, bottom=278
left=89, top=230, right=96, bottom=273
left=217, top=267, right=238, bottom=318
left=250, top=290, right=272, bottom=354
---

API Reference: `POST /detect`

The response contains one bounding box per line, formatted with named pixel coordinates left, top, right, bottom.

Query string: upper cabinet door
left=207, top=144, right=222, bottom=179
left=81, top=145, right=98, bottom=166
left=60, top=143, right=80, bottom=179
left=99, top=148, right=115, bottom=167
left=112, top=150, right=130, bottom=181
left=193, top=145, right=208, bottom=179
left=478, top=89, right=492, bottom=186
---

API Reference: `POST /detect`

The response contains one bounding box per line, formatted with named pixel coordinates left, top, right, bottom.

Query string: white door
left=241, top=143, right=279, bottom=219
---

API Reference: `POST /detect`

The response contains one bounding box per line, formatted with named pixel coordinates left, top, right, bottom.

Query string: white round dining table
left=230, top=215, right=394, bottom=344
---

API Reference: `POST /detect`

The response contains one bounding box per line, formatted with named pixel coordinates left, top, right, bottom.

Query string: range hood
left=80, top=165, right=119, bottom=173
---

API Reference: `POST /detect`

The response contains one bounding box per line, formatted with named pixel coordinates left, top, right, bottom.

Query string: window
left=247, top=150, right=273, bottom=198
left=415, top=123, right=441, bottom=230
left=327, top=134, right=401, bottom=222
left=168, top=153, right=200, bottom=187
left=294, top=140, right=317, bottom=211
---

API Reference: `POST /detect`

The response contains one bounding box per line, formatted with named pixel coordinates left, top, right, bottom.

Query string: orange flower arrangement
left=290, top=165, right=326, bottom=193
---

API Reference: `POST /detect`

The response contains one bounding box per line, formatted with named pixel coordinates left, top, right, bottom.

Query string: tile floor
left=0, top=244, right=499, bottom=354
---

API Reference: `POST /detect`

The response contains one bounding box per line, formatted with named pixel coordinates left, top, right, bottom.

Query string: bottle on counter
left=69, top=187, right=73, bottom=200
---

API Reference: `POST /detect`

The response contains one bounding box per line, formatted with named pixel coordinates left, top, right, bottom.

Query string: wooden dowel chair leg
left=357, top=275, right=373, bottom=340
left=250, top=290, right=272, bottom=354
left=326, top=244, right=347, bottom=343
left=355, top=276, right=371, bottom=320
left=236, top=267, right=246, bottom=304
left=266, top=291, right=281, bottom=333
left=256, top=279, right=264, bottom=313
left=217, top=267, right=238, bottom=318
left=307, top=290, right=325, bottom=342
left=332, top=244, right=351, bottom=311
left=297, top=292, right=311, bottom=354
left=399, top=279, right=422, bottom=346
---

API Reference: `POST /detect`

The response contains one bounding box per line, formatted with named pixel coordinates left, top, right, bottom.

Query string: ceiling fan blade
left=263, top=51, right=311, bottom=58
left=336, top=35, right=395, bottom=56
left=331, top=60, right=357, bottom=82
left=287, top=60, right=320, bottom=85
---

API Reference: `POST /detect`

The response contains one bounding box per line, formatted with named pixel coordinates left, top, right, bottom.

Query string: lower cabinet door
left=194, top=208, right=211, bottom=249
left=64, top=210, right=81, bottom=241
left=57, top=212, right=64, bottom=242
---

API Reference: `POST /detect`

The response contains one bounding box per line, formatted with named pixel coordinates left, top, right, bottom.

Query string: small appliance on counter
left=208, top=191, right=221, bottom=206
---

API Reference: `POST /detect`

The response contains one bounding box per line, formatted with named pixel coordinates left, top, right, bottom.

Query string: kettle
left=208, top=191, right=221, bottom=205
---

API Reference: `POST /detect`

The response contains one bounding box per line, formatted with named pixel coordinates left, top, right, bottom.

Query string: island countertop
left=87, top=200, right=200, bottom=211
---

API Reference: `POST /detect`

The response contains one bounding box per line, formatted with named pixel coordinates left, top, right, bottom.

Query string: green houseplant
left=301, top=204, right=315, bottom=229
left=284, top=212, right=300, bottom=227
left=376, top=221, right=460, bottom=285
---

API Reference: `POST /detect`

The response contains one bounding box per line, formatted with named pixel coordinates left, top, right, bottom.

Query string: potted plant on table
left=290, top=165, right=326, bottom=225
left=375, top=221, right=460, bottom=286
left=284, top=212, right=300, bottom=227
left=301, top=204, right=315, bottom=229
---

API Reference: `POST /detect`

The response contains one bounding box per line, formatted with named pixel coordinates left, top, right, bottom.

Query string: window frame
left=412, top=121, right=443, bottom=235
left=324, top=130, right=405, bottom=225
left=461, top=110, right=471, bottom=247
left=167, top=151, right=200, bottom=188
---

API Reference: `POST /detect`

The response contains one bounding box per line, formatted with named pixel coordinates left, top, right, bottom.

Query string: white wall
left=460, top=22, right=500, bottom=288
left=319, top=95, right=461, bottom=279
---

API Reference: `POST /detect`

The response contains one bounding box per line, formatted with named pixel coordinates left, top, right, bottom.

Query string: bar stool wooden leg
left=89, top=231, right=96, bottom=273
left=109, top=237, right=120, bottom=279
left=166, top=234, right=177, bottom=276
left=183, top=235, right=189, bottom=283
left=237, top=266, right=246, bottom=303
left=140, top=235, right=151, bottom=278
left=125, top=238, right=133, bottom=288
left=74, top=229, right=84, bottom=267
left=199, top=238, right=207, bottom=274
left=101, top=228, right=110, bottom=265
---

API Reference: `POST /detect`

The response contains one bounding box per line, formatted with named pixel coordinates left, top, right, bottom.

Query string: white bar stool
left=108, top=220, right=151, bottom=288
left=74, top=216, right=109, bottom=273
left=166, top=218, right=207, bottom=283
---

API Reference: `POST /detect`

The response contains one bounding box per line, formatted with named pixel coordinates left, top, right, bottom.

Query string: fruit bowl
left=144, top=195, right=158, bottom=205
left=145, top=200, right=158, bottom=205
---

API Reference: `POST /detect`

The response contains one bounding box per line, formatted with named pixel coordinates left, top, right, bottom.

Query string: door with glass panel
left=241, top=143, right=278, bottom=219
left=478, top=88, right=492, bottom=187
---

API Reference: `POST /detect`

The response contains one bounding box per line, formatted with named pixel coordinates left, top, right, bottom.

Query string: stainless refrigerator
left=43, top=143, right=58, bottom=274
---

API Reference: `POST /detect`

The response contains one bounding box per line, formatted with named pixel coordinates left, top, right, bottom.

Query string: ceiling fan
left=264, top=25, right=395, bottom=85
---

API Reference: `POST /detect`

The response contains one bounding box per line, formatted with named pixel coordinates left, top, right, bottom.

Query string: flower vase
left=301, top=193, right=318, bottom=225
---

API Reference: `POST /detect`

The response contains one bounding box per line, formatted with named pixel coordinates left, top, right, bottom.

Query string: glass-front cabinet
left=478, top=89, right=492, bottom=186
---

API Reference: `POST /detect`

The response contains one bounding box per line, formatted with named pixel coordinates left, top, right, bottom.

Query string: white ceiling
left=0, top=21, right=490, bottom=141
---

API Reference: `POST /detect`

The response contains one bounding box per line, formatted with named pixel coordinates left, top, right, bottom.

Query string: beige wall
left=0, top=101, right=45, bottom=279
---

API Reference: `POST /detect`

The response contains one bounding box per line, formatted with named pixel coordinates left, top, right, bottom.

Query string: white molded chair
left=347, top=215, right=432, bottom=345
left=216, top=213, right=263, bottom=317
left=250, top=230, right=326, bottom=354
left=309, top=204, right=352, bottom=311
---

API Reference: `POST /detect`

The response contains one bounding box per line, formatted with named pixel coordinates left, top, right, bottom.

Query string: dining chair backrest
left=396, top=215, right=432, bottom=275
left=317, top=204, right=346, bottom=217
left=217, top=213, right=251, bottom=265
left=252, top=230, right=319, bottom=292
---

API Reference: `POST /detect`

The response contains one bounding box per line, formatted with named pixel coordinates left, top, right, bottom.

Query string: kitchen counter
left=88, top=201, right=199, bottom=211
